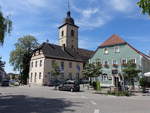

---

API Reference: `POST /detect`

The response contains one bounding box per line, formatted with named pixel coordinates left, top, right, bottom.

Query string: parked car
left=48, top=80, right=62, bottom=87
left=58, top=80, right=80, bottom=92
left=9, top=80, right=19, bottom=86
left=1, top=80, right=9, bottom=86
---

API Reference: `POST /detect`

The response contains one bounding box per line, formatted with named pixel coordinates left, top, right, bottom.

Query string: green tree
left=139, top=77, right=148, bottom=93
left=0, top=10, right=12, bottom=45
left=51, top=62, right=61, bottom=80
left=9, top=35, right=39, bottom=84
left=83, top=63, right=102, bottom=78
left=0, top=57, right=5, bottom=71
left=0, top=57, right=5, bottom=82
left=83, top=62, right=102, bottom=90
left=83, top=62, right=102, bottom=83
left=137, top=0, right=150, bottom=16
left=123, top=61, right=141, bottom=90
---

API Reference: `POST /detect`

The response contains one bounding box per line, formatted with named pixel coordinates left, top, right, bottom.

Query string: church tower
left=58, top=11, right=79, bottom=50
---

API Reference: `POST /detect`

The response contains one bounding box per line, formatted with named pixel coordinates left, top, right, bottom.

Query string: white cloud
left=72, top=6, right=111, bottom=29
left=0, top=0, right=65, bottom=16
left=82, top=8, right=99, bottom=18
left=25, top=0, right=47, bottom=8
left=105, top=0, right=133, bottom=12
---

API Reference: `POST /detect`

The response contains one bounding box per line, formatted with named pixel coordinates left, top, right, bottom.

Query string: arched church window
left=71, top=30, right=74, bottom=36
left=61, top=31, right=64, bottom=36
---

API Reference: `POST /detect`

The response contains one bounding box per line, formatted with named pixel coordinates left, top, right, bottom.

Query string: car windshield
left=65, top=82, right=74, bottom=84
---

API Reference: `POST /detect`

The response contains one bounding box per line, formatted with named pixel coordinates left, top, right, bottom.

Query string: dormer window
left=104, top=48, right=108, bottom=54
left=114, top=46, right=120, bottom=53
left=71, top=30, right=74, bottom=36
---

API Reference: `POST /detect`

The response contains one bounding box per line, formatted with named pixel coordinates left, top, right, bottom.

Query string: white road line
left=90, top=100, right=97, bottom=105
left=94, top=109, right=100, bottom=113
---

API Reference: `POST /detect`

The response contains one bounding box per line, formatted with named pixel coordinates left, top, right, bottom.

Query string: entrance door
left=114, top=77, right=119, bottom=87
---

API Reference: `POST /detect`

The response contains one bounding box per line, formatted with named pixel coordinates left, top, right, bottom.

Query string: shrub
left=107, top=90, right=131, bottom=96
left=140, top=77, right=148, bottom=93
left=92, top=81, right=101, bottom=91
left=92, top=81, right=96, bottom=90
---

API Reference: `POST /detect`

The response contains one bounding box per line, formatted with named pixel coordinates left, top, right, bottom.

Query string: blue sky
left=0, top=0, right=150, bottom=73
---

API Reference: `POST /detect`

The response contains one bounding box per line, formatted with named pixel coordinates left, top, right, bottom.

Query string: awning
left=144, top=72, right=150, bottom=77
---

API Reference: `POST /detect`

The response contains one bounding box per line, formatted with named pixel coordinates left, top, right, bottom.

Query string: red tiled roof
left=100, top=34, right=126, bottom=47
left=99, top=34, right=150, bottom=60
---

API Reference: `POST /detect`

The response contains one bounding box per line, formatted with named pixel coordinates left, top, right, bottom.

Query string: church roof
left=34, top=42, right=94, bottom=62
left=58, top=11, right=79, bottom=29
left=64, top=11, right=74, bottom=25
left=99, top=34, right=126, bottom=47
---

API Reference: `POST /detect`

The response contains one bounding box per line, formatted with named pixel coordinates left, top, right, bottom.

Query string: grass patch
left=107, top=90, right=132, bottom=96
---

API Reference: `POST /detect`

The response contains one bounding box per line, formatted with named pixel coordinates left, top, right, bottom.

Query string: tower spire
left=68, top=0, right=70, bottom=12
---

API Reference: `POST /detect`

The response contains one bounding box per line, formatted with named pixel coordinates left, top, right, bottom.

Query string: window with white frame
left=130, top=59, right=136, bottom=64
left=114, top=46, right=120, bottom=53
left=40, top=60, right=42, bottom=67
left=31, top=62, right=33, bottom=68
left=104, top=48, right=108, bottom=54
left=102, top=75, right=108, bottom=81
left=39, top=72, right=41, bottom=79
left=34, top=73, right=37, bottom=82
left=104, top=60, right=109, bottom=65
left=112, top=60, right=117, bottom=64
left=35, top=61, right=37, bottom=67
left=30, top=73, right=33, bottom=82
left=122, top=59, right=127, bottom=64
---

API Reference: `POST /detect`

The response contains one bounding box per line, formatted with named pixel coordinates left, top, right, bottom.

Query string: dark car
left=1, top=80, right=9, bottom=86
left=59, top=80, right=80, bottom=92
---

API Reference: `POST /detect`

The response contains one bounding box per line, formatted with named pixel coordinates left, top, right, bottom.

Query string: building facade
left=29, top=11, right=94, bottom=86
left=90, top=35, right=150, bottom=87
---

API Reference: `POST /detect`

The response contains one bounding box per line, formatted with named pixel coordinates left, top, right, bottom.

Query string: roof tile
left=100, top=34, right=126, bottom=47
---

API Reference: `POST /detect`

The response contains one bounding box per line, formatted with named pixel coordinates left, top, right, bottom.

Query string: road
left=0, top=86, right=150, bottom=113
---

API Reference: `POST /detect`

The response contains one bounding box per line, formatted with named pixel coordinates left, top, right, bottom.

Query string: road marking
left=90, top=100, right=97, bottom=105
left=94, top=109, right=100, bottom=113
